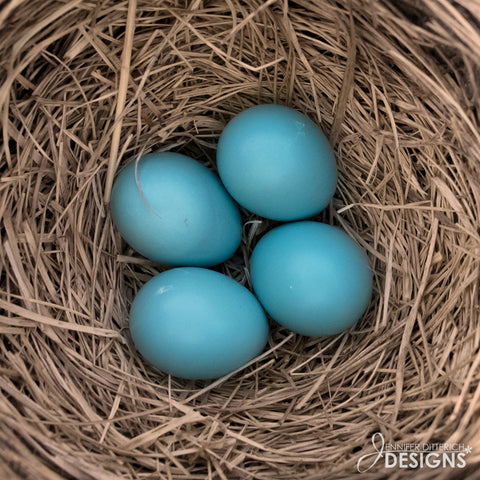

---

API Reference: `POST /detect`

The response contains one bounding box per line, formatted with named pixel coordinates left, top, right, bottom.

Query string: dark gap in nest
left=0, top=267, right=7, bottom=293
left=388, top=0, right=429, bottom=27
left=428, top=46, right=479, bottom=106
left=11, top=79, right=33, bottom=100
left=20, top=60, right=58, bottom=97
left=134, top=8, right=175, bottom=26
left=44, top=31, right=77, bottom=60
left=444, top=152, right=456, bottom=170
left=6, top=138, right=18, bottom=157
left=408, top=148, right=427, bottom=182
left=351, top=445, right=362, bottom=453
left=7, top=375, right=37, bottom=416
left=421, top=98, right=444, bottom=121
left=294, top=30, right=338, bottom=57
left=179, top=138, right=217, bottom=169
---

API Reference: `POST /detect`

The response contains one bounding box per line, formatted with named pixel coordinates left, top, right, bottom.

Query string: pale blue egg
left=217, top=104, right=337, bottom=221
left=250, top=221, right=372, bottom=336
left=130, top=267, right=269, bottom=380
left=110, top=152, right=241, bottom=266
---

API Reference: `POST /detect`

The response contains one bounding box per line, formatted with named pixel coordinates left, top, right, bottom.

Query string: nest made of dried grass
left=1, top=0, right=480, bottom=479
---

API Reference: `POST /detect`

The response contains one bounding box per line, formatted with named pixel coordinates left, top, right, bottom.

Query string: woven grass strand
left=1, top=0, right=480, bottom=479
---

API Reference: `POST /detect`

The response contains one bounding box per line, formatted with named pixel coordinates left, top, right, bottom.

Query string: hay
left=1, top=0, right=480, bottom=478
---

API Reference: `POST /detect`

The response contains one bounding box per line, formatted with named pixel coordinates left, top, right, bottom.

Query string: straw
left=1, top=0, right=479, bottom=478
left=104, top=0, right=137, bottom=203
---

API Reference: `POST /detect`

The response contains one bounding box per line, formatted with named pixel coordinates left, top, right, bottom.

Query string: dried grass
left=1, top=0, right=480, bottom=478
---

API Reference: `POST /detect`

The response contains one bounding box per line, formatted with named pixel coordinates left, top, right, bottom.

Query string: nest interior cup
left=1, top=1, right=479, bottom=479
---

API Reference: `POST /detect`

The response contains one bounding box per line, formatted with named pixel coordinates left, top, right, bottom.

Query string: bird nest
left=1, top=0, right=479, bottom=479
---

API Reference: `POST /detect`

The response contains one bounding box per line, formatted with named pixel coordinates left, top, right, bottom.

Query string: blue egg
left=250, top=221, right=372, bottom=336
left=217, top=104, right=337, bottom=221
left=110, top=152, right=241, bottom=266
left=130, top=267, right=269, bottom=380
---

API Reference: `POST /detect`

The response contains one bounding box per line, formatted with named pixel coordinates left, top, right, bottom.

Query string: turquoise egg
left=250, top=221, right=372, bottom=336
left=217, top=104, right=337, bottom=221
left=130, top=267, right=269, bottom=380
left=110, top=152, right=241, bottom=266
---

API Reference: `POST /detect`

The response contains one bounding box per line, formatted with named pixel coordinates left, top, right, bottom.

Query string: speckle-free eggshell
left=217, top=104, right=337, bottom=221
left=250, top=221, right=372, bottom=336
left=130, top=267, right=269, bottom=380
left=111, top=152, right=241, bottom=266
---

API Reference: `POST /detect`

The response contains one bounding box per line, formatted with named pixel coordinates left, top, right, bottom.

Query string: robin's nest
left=1, top=1, right=479, bottom=479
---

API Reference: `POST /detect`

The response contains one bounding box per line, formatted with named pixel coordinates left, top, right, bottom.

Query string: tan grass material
left=1, top=1, right=480, bottom=479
